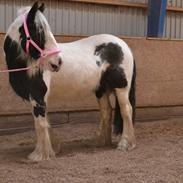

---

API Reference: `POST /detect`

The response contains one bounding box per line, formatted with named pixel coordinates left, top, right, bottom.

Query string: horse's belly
left=50, top=68, right=100, bottom=101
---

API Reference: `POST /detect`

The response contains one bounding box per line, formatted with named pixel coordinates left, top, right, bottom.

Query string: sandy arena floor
left=0, top=118, right=183, bottom=183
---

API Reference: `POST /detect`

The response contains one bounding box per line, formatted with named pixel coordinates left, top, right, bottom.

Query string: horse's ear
left=39, top=3, right=45, bottom=13
left=27, top=1, right=39, bottom=23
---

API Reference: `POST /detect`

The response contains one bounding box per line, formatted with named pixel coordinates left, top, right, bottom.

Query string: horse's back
left=59, top=34, right=131, bottom=53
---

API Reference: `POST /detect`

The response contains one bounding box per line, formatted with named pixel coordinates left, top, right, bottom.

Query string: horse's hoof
left=49, top=129, right=61, bottom=154
left=95, top=133, right=112, bottom=147
left=28, top=150, right=56, bottom=162
left=117, top=138, right=136, bottom=151
left=54, top=143, right=61, bottom=155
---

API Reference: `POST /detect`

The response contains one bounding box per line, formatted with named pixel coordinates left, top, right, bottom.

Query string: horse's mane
left=17, top=6, right=30, bottom=16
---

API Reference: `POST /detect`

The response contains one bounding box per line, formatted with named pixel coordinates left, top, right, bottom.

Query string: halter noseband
left=23, top=15, right=61, bottom=65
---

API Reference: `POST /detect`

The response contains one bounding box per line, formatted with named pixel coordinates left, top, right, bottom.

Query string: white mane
left=17, top=6, right=30, bottom=16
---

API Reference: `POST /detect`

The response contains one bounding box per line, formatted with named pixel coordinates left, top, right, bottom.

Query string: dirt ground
left=0, top=118, right=183, bottom=183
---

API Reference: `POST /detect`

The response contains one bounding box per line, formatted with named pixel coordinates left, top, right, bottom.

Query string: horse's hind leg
left=97, top=93, right=112, bottom=146
left=115, top=88, right=136, bottom=151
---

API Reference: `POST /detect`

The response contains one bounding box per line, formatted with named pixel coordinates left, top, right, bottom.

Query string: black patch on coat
left=33, top=103, right=46, bottom=117
left=95, top=66, right=127, bottom=98
left=94, top=42, right=127, bottom=98
left=4, top=36, right=47, bottom=104
left=4, top=36, right=30, bottom=100
left=94, top=42, right=124, bottom=65
left=19, top=2, right=45, bottom=59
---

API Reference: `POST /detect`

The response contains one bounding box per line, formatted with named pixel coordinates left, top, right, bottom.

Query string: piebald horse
left=3, top=2, right=136, bottom=161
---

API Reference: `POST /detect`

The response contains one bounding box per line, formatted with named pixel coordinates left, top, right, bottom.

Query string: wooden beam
left=167, top=6, right=183, bottom=13
left=68, top=0, right=183, bottom=13
left=68, top=0, right=147, bottom=9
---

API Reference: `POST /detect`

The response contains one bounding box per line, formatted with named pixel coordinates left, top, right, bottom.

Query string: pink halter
left=0, top=15, right=61, bottom=73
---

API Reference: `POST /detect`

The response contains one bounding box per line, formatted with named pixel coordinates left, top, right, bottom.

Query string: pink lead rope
left=0, top=15, right=61, bottom=73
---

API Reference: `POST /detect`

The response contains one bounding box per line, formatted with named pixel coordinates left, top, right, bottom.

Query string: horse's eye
left=39, top=28, right=44, bottom=33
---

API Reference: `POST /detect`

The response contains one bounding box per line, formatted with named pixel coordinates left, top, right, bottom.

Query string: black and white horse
left=4, top=2, right=136, bottom=161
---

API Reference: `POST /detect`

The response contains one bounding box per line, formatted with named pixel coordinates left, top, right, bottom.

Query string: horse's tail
left=113, top=59, right=136, bottom=134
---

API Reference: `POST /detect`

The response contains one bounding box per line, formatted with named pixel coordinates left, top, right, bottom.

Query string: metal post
left=147, top=0, right=167, bottom=37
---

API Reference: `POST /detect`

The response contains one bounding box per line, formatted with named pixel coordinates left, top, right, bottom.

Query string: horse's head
left=6, top=2, right=62, bottom=72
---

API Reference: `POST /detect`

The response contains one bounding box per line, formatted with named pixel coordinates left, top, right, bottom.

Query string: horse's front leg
left=28, top=99, right=55, bottom=161
left=29, top=104, right=55, bottom=161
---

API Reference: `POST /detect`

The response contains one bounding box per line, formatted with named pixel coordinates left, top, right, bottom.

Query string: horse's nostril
left=50, top=59, right=62, bottom=72
left=51, top=63, right=59, bottom=70
left=58, top=58, right=62, bottom=66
